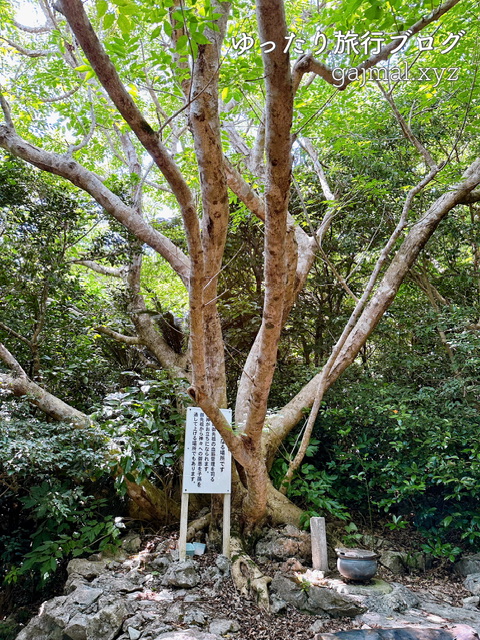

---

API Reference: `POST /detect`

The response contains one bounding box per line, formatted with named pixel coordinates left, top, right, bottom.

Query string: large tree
left=0, top=0, right=479, bottom=531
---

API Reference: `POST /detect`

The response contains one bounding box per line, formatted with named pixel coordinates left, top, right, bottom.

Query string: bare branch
left=0, top=342, right=27, bottom=377
left=0, top=125, right=191, bottom=284
left=266, top=156, right=480, bottom=464
left=376, top=81, right=437, bottom=169
left=94, top=326, right=141, bottom=345
left=39, top=85, right=81, bottom=103
left=0, top=36, right=56, bottom=57
left=0, top=91, right=13, bottom=128
left=293, top=0, right=461, bottom=91
left=0, top=321, right=31, bottom=347
left=71, top=260, right=125, bottom=278
left=0, top=342, right=91, bottom=426
left=13, top=19, right=52, bottom=33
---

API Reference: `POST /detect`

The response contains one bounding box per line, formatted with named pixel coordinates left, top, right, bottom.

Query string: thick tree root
left=230, top=537, right=272, bottom=611
left=186, top=513, right=211, bottom=541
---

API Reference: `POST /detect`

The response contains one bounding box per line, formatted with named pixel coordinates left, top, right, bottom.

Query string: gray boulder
left=67, top=559, right=107, bottom=579
left=465, top=573, right=480, bottom=595
left=365, top=583, right=419, bottom=615
left=209, top=618, right=240, bottom=635
left=86, top=601, right=131, bottom=640
left=162, top=560, right=200, bottom=588
left=270, top=572, right=365, bottom=617
left=454, top=554, right=480, bottom=576
left=256, top=526, right=311, bottom=560
left=306, top=585, right=365, bottom=617
left=463, top=596, right=480, bottom=610
left=270, top=573, right=308, bottom=610
left=121, top=533, right=142, bottom=554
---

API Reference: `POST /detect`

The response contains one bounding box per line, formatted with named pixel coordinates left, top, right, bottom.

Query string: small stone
left=215, top=555, right=231, bottom=575
left=454, top=554, right=480, bottom=576
left=308, top=619, right=328, bottom=633
left=463, top=595, right=480, bottom=609
left=270, top=593, right=287, bottom=614
left=465, top=573, right=480, bottom=595
left=122, top=534, right=142, bottom=554
left=209, top=618, right=239, bottom=635
left=128, top=626, right=142, bottom=640
left=162, top=560, right=200, bottom=589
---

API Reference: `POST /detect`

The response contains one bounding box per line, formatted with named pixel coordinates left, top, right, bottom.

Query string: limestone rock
left=67, top=559, right=107, bottom=579
left=122, top=534, right=142, bottom=554
left=270, top=572, right=365, bottom=617
left=306, top=585, right=366, bottom=617
left=465, top=573, right=480, bottom=595
left=127, top=627, right=142, bottom=640
left=365, top=583, right=419, bottom=615
left=87, top=601, right=130, bottom=640
left=215, top=555, right=231, bottom=575
left=270, top=573, right=308, bottom=610
left=255, top=526, right=311, bottom=560
left=463, top=596, right=480, bottom=610
left=63, top=613, right=89, bottom=640
left=209, top=618, right=240, bottom=635
left=162, top=560, right=200, bottom=588
left=454, top=554, right=480, bottom=576
left=69, top=586, right=103, bottom=606
left=270, top=593, right=287, bottom=613
left=379, top=551, right=406, bottom=575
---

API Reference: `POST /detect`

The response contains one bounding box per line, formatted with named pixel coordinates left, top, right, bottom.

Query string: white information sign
left=182, top=407, right=232, bottom=494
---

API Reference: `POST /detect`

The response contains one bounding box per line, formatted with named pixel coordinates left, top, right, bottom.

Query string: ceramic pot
left=335, top=548, right=378, bottom=581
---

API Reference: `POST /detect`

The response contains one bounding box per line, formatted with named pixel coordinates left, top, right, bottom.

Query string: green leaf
left=117, top=13, right=132, bottom=35
left=103, top=12, right=116, bottom=29
left=191, top=32, right=209, bottom=45
left=176, top=34, right=188, bottom=51
left=96, top=0, right=108, bottom=19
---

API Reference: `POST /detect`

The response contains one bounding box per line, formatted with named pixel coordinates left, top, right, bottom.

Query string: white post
left=311, top=516, right=329, bottom=572
left=179, top=492, right=189, bottom=561
left=222, top=493, right=231, bottom=558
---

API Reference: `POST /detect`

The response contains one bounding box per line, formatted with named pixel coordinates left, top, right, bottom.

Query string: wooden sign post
left=311, top=516, right=329, bottom=572
left=179, top=407, right=232, bottom=560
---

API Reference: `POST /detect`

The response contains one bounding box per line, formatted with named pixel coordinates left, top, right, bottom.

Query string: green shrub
left=0, top=413, right=119, bottom=586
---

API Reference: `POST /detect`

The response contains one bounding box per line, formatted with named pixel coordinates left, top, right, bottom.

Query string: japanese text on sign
left=183, top=407, right=232, bottom=494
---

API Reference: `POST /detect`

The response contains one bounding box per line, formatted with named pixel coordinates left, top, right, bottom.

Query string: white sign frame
left=179, top=408, right=232, bottom=559
left=182, top=407, right=232, bottom=494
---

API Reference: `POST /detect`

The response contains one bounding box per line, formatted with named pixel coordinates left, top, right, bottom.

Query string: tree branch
left=71, top=260, right=125, bottom=278
left=0, top=342, right=90, bottom=425
left=266, top=156, right=480, bottom=465
left=0, top=35, right=56, bottom=57
left=0, top=126, right=191, bottom=284
left=376, top=81, right=437, bottom=169
left=0, top=322, right=31, bottom=347
left=94, top=326, right=141, bottom=345
left=292, top=0, right=461, bottom=91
